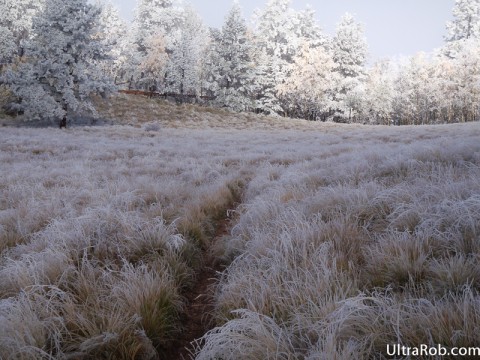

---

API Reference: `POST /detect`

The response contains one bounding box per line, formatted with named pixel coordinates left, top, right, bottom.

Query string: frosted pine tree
left=449, top=40, right=480, bottom=122
left=253, top=0, right=296, bottom=114
left=165, top=6, right=209, bottom=97
left=133, top=0, right=183, bottom=54
left=295, top=6, right=328, bottom=49
left=130, top=0, right=184, bottom=90
left=331, top=13, right=368, bottom=122
left=97, top=1, right=129, bottom=83
left=0, top=0, right=44, bottom=68
left=250, top=46, right=283, bottom=114
left=444, top=0, right=480, bottom=57
left=277, top=44, right=336, bottom=120
left=446, top=0, right=480, bottom=42
left=253, top=0, right=325, bottom=115
left=2, top=0, right=114, bottom=126
left=207, top=1, right=253, bottom=111
left=440, top=0, right=480, bottom=120
left=0, top=28, right=16, bottom=71
left=393, top=53, right=433, bottom=125
left=138, top=34, right=169, bottom=91
left=362, top=60, right=396, bottom=125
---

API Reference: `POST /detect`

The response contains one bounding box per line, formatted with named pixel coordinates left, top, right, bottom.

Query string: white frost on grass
left=196, top=122, right=480, bottom=359
left=0, top=121, right=479, bottom=358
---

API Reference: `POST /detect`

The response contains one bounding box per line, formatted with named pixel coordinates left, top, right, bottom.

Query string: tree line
left=1, top=0, right=479, bottom=126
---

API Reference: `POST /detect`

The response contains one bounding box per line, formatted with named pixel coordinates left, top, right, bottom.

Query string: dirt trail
left=163, top=217, right=232, bottom=360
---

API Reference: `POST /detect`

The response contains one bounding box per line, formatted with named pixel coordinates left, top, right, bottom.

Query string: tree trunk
left=59, top=104, right=67, bottom=128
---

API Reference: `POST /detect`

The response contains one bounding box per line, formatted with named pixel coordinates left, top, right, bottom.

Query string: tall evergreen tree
left=251, top=45, right=283, bottom=114
left=207, top=1, right=253, bottom=111
left=253, top=0, right=324, bottom=115
left=253, top=0, right=297, bottom=114
left=449, top=40, right=480, bottom=122
left=444, top=0, right=480, bottom=58
left=446, top=0, right=480, bottom=42
left=97, top=1, right=129, bottom=83
left=2, top=0, right=114, bottom=126
left=362, top=60, right=396, bottom=125
left=393, top=53, right=434, bottom=125
left=130, top=0, right=184, bottom=89
left=165, top=6, right=208, bottom=97
left=331, top=13, right=368, bottom=122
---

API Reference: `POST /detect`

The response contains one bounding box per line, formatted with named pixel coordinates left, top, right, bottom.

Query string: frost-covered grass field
left=0, top=102, right=479, bottom=359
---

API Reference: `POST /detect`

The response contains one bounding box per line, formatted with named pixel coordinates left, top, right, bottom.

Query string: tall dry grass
left=0, top=109, right=479, bottom=358
left=192, top=122, right=480, bottom=359
left=0, top=124, right=256, bottom=358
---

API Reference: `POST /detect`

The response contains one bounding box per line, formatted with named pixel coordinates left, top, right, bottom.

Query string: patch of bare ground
left=162, top=214, right=234, bottom=360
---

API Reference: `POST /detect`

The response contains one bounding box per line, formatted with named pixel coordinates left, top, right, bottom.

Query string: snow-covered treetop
left=333, top=13, right=368, bottom=78
left=133, top=0, right=184, bottom=53
left=206, top=0, right=253, bottom=111
left=3, top=0, right=114, bottom=123
left=446, top=0, right=480, bottom=42
left=254, top=0, right=323, bottom=60
left=164, top=5, right=209, bottom=95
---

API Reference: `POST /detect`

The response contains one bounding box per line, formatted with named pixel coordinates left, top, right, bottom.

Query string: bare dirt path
left=163, top=217, right=232, bottom=360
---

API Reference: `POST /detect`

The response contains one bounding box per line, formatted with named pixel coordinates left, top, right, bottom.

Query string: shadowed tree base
left=59, top=116, right=67, bottom=128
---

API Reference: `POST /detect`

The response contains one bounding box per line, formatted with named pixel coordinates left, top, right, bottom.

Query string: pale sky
left=111, top=0, right=454, bottom=61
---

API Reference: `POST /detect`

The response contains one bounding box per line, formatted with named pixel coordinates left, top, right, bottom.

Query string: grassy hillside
left=94, top=93, right=336, bottom=130
left=0, top=98, right=479, bottom=359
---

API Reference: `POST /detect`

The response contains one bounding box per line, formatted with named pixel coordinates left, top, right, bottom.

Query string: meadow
left=1, top=95, right=479, bottom=359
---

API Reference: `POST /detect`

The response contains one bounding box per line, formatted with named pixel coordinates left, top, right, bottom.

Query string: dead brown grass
left=0, top=107, right=479, bottom=359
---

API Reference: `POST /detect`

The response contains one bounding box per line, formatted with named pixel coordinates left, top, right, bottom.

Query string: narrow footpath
left=164, top=217, right=232, bottom=360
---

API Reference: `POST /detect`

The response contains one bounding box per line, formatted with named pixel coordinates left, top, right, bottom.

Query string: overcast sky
left=111, top=0, right=454, bottom=61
